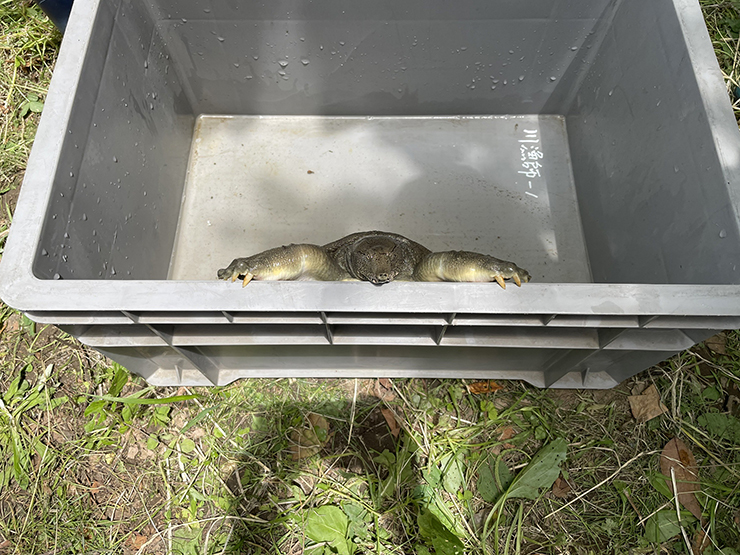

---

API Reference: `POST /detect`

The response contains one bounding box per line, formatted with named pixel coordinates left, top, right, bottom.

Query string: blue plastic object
left=35, top=0, right=73, bottom=32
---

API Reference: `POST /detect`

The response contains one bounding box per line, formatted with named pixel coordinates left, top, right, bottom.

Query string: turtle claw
left=513, top=274, right=522, bottom=287
left=494, top=275, right=506, bottom=289
left=242, top=272, right=254, bottom=287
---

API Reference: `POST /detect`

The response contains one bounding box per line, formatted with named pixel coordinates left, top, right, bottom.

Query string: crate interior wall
left=2, top=0, right=740, bottom=387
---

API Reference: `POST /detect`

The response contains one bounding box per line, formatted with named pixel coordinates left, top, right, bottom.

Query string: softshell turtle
left=217, top=230, right=530, bottom=289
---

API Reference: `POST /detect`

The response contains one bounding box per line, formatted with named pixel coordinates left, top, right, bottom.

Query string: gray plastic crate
left=2, top=0, right=740, bottom=388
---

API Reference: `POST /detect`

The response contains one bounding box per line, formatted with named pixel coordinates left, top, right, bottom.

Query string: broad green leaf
left=416, top=483, right=466, bottom=537
left=20, top=314, right=36, bottom=335
left=373, top=450, right=395, bottom=469
left=440, top=452, right=466, bottom=494
left=702, top=386, right=721, bottom=401
left=506, top=438, right=567, bottom=500
left=45, top=395, right=68, bottom=411
left=146, top=435, right=159, bottom=450
left=3, top=375, right=22, bottom=403
left=305, top=506, right=352, bottom=555
left=84, top=400, right=107, bottom=417
left=477, top=456, right=513, bottom=503
left=647, top=471, right=674, bottom=499
left=643, top=510, right=682, bottom=543
left=179, top=438, right=196, bottom=454
left=342, top=502, right=368, bottom=523
left=698, top=413, right=740, bottom=444
left=422, top=465, right=442, bottom=488
left=108, top=366, right=129, bottom=397
left=417, top=508, right=464, bottom=555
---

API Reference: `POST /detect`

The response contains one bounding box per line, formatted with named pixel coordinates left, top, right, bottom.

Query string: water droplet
left=113, top=156, right=118, bottom=163
left=300, top=37, right=305, bottom=41
left=143, top=60, right=148, bottom=69
left=233, top=62, right=240, bottom=68
left=203, top=8, right=210, bottom=12
left=246, top=75, right=253, bottom=79
left=253, top=54, right=259, bottom=60
left=570, top=46, right=578, bottom=51
left=491, top=85, right=496, bottom=90
left=64, top=232, right=70, bottom=238
left=320, top=45, right=324, bottom=50
left=62, top=255, right=68, bottom=262
left=111, top=266, right=116, bottom=275
left=518, top=75, right=525, bottom=81
left=92, top=230, right=97, bottom=236
left=82, top=213, right=88, bottom=221
left=719, top=229, right=728, bottom=238
left=278, top=70, right=286, bottom=76
left=41, top=249, right=48, bottom=256
left=508, top=50, right=514, bottom=54
left=217, top=36, right=225, bottom=42
left=301, top=59, right=310, bottom=65
left=53, top=273, right=61, bottom=280
left=608, top=89, right=613, bottom=96
left=491, top=78, right=499, bottom=84
left=503, top=79, right=508, bottom=85
left=339, top=41, right=345, bottom=46
left=278, top=60, right=289, bottom=68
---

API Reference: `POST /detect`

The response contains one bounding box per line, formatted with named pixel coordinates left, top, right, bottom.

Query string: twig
left=347, top=378, right=358, bottom=450
left=671, top=467, right=695, bottom=555
left=217, top=520, right=236, bottom=555
left=545, top=451, right=654, bottom=518
left=135, top=516, right=264, bottom=555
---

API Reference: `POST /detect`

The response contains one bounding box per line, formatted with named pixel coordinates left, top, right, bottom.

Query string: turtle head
left=349, top=237, right=401, bottom=284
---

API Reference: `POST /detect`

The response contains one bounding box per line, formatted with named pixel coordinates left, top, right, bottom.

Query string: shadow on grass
left=217, top=393, right=411, bottom=554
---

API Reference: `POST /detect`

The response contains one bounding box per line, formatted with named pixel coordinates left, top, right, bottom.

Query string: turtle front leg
left=218, top=244, right=349, bottom=286
left=412, top=251, right=531, bottom=289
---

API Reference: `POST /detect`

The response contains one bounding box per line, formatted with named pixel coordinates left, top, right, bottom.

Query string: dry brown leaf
left=90, top=480, right=101, bottom=494
left=290, top=413, right=330, bottom=460
left=373, top=378, right=396, bottom=402
left=660, top=438, right=703, bottom=521
left=551, top=475, right=571, bottom=499
left=1, top=313, right=20, bottom=335
left=692, top=528, right=709, bottom=555
left=467, top=380, right=504, bottom=395
left=497, top=426, right=516, bottom=441
left=704, top=332, right=727, bottom=354
left=128, top=534, right=149, bottom=549
left=0, top=539, right=12, bottom=554
left=628, top=384, right=668, bottom=422
left=381, top=407, right=401, bottom=438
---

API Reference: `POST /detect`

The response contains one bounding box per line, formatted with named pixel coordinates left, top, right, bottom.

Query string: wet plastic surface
left=170, top=115, right=589, bottom=283
left=1, top=0, right=740, bottom=387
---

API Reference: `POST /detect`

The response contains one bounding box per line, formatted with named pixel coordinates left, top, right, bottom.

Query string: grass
left=1, top=1, right=740, bottom=554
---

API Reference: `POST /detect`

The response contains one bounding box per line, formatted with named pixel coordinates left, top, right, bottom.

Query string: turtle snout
left=370, top=272, right=393, bottom=284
